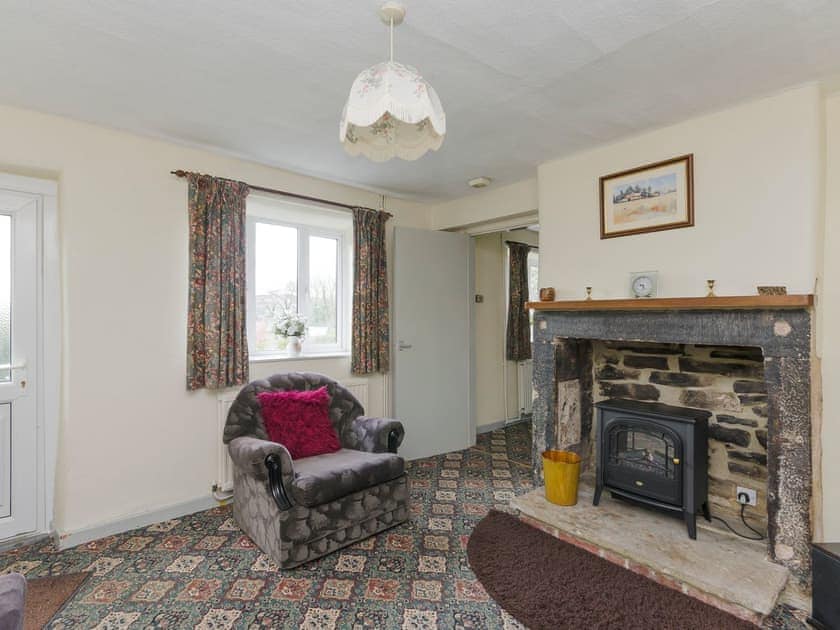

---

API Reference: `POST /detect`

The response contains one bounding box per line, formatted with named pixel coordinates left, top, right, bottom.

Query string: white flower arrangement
left=274, top=312, right=307, bottom=338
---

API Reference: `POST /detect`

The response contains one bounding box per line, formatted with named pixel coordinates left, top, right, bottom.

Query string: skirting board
left=477, top=418, right=526, bottom=434
left=56, top=494, right=224, bottom=550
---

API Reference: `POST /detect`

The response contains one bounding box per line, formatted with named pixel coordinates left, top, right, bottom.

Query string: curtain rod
left=505, top=240, right=538, bottom=249
left=170, top=170, right=392, bottom=218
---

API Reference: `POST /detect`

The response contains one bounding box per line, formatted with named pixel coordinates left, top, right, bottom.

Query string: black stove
left=594, top=399, right=711, bottom=539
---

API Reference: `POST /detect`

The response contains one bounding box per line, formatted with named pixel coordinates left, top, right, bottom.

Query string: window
left=527, top=248, right=539, bottom=341
left=247, top=196, right=352, bottom=356
left=527, top=249, right=539, bottom=303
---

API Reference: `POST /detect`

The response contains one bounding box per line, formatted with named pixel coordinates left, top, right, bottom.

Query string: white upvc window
left=527, top=248, right=539, bottom=342
left=246, top=195, right=352, bottom=357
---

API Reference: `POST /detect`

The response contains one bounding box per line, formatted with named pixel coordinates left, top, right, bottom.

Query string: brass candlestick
left=706, top=279, right=716, bottom=297
left=585, top=287, right=593, bottom=301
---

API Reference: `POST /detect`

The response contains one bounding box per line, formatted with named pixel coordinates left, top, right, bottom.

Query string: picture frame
left=599, top=154, right=694, bottom=239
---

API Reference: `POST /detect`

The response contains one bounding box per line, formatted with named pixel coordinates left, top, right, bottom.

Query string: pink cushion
left=257, top=387, right=341, bottom=459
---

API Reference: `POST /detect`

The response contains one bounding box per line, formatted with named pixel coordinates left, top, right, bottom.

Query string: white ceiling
left=2, top=0, right=840, bottom=200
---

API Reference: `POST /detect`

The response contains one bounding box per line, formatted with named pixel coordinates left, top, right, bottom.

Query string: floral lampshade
left=340, top=61, right=446, bottom=162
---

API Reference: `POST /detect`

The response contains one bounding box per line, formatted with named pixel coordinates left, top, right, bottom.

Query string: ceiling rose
left=339, top=2, right=446, bottom=162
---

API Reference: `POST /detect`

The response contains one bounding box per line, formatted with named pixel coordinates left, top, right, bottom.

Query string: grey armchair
left=223, top=372, right=410, bottom=568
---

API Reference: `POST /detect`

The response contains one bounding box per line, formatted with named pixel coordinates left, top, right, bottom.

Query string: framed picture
left=599, top=154, right=694, bottom=239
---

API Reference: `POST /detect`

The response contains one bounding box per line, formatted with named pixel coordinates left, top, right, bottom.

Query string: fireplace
left=528, top=296, right=815, bottom=582
left=593, top=399, right=710, bottom=539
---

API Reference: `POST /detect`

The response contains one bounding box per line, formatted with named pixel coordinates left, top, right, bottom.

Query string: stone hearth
left=512, top=482, right=789, bottom=624
left=530, top=306, right=813, bottom=581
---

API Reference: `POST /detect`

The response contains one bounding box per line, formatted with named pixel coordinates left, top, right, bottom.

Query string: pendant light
left=339, top=2, right=446, bottom=162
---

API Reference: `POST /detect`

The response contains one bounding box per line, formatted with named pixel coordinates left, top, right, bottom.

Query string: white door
left=393, top=227, right=472, bottom=460
left=0, top=188, right=38, bottom=540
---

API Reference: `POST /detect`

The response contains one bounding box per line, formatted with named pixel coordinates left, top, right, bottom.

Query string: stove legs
left=685, top=510, right=697, bottom=539
left=701, top=501, right=711, bottom=522
left=593, top=482, right=603, bottom=506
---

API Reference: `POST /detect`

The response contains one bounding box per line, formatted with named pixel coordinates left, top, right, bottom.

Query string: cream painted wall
left=429, top=178, right=537, bottom=231
left=819, top=91, right=840, bottom=540
left=538, top=85, right=822, bottom=299
left=0, top=104, right=429, bottom=539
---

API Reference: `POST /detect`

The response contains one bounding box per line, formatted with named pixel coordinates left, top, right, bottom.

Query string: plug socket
left=736, top=486, right=757, bottom=506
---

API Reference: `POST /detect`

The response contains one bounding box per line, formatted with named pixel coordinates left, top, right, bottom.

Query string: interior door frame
left=0, top=172, right=59, bottom=544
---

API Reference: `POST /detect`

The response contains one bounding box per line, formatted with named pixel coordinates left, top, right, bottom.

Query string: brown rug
left=24, top=572, right=89, bottom=630
left=467, top=511, right=756, bottom=630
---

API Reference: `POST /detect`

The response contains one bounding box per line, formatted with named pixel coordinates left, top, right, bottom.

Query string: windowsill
left=249, top=352, right=351, bottom=364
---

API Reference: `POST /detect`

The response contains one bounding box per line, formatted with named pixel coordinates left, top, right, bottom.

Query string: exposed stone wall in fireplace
left=591, top=341, right=768, bottom=527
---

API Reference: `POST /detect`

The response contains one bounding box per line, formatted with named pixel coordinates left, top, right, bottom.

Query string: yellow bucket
left=542, top=450, right=582, bottom=506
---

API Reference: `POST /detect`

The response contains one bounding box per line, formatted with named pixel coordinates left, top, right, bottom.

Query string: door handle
left=0, top=361, right=27, bottom=389
left=0, top=362, right=27, bottom=371
left=398, top=341, right=413, bottom=351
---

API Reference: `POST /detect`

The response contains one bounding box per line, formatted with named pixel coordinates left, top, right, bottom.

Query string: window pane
left=308, top=236, right=338, bottom=345
left=0, top=216, right=9, bottom=382
left=254, top=222, right=297, bottom=353
left=527, top=250, right=539, bottom=303
left=527, top=250, right=539, bottom=344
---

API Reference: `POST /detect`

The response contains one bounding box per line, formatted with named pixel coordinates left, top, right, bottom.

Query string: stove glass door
left=604, top=418, right=682, bottom=505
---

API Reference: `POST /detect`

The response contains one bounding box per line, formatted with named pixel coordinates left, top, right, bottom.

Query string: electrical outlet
left=736, top=486, right=757, bottom=506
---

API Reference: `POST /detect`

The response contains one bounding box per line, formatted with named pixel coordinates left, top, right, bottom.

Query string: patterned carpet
left=473, top=421, right=532, bottom=467
left=1, top=422, right=807, bottom=629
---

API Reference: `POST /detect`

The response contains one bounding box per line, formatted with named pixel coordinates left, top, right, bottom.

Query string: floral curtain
left=186, top=173, right=250, bottom=390
left=351, top=207, right=390, bottom=375
left=506, top=242, right=532, bottom=362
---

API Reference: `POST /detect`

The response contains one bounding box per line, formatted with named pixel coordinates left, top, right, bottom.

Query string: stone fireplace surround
left=530, top=304, right=814, bottom=581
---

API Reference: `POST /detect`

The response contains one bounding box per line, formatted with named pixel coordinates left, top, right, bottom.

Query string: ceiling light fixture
left=468, top=176, right=492, bottom=189
left=339, top=2, right=446, bottom=162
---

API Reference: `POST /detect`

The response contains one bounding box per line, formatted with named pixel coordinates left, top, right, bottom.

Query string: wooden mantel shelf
left=526, top=294, right=814, bottom=312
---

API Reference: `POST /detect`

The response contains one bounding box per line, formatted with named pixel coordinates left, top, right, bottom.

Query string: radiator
left=517, top=360, right=534, bottom=417
left=215, top=379, right=370, bottom=494
left=216, top=392, right=237, bottom=494
left=344, top=380, right=369, bottom=410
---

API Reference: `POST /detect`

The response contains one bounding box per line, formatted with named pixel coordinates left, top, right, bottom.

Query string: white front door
left=393, top=227, right=473, bottom=460
left=0, top=188, right=38, bottom=540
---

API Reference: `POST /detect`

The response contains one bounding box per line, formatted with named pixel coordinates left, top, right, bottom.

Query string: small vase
left=286, top=336, right=303, bottom=357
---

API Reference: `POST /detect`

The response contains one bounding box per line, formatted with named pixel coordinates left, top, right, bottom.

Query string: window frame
left=246, top=213, right=350, bottom=358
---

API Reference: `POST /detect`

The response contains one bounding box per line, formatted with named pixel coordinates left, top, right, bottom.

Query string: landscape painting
left=600, top=154, right=694, bottom=239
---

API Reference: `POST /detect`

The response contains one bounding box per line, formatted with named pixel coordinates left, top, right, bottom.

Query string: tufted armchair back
left=223, top=372, right=365, bottom=446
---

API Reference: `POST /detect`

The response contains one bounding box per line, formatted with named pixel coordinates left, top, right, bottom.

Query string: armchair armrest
left=347, top=416, right=405, bottom=454
left=228, top=437, right=295, bottom=510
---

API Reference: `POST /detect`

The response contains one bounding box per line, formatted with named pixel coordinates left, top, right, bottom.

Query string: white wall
left=0, top=104, right=429, bottom=540
left=538, top=85, right=822, bottom=299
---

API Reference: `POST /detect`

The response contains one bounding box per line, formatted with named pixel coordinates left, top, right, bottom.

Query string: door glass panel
left=308, top=236, right=338, bottom=345
left=0, top=216, right=10, bottom=383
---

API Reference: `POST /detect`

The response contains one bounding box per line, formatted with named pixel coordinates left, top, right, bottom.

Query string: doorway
left=0, top=173, right=59, bottom=544
left=472, top=224, right=538, bottom=467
